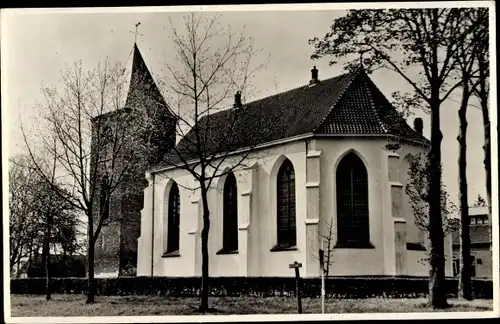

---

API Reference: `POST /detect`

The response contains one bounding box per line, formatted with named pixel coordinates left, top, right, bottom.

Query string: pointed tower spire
left=125, top=43, right=168, bottom=109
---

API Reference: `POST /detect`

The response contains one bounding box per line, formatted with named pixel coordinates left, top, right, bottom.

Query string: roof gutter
left=148, top=133, right=428, bottom=175
left=148, top=132, right=315, bottom=174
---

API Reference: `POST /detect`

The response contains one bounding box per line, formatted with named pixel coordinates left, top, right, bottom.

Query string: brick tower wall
left=91, top=108, right=177, bottom=277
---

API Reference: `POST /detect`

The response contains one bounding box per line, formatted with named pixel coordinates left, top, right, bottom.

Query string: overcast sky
left=2, top=5, right=491, bottom=206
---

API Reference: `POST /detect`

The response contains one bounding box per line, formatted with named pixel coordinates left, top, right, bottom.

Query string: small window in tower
left=477, top=258, right=483, bottom=265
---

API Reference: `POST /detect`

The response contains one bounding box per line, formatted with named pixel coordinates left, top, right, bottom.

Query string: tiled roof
left=452, top=224, right=492, bottom=245
left=125, top=43, right=169, bottom=110
left=156, top=67, right=428, bottom=168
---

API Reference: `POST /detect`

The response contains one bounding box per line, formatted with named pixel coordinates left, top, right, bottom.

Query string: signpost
left=289, top=261, right=303, bottom=314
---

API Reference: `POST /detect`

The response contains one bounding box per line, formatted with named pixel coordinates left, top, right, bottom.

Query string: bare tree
left=150, top=13, right=271, bottom=312
left=9, top=152, right=81, bottom=299
left=9, top=155, right=39, bottom=275
left=452, top=8, right=488, bottom=301
left=311, top=219, right=335, bottom=277
left=471, top=12, right=491, bottom=224
left=20, top=58, right=151, bottom=303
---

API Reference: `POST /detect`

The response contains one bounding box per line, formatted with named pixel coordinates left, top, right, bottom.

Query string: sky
left=1, top=5, right=493, bottom=207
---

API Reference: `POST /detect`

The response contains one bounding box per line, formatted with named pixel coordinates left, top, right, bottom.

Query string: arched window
left=166, top=183, right=180, bottom=253
left=222, top=172, right=238, bottom=252
left=336, top=152, right=370, bottom=246
left=276, top=159, right=296, bottom=248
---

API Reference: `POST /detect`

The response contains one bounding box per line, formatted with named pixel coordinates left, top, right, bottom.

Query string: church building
left=132, top=43, right=454, bottom=278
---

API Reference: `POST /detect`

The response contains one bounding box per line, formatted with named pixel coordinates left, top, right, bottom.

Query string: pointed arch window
left=166, top=183, right=180, bottom=254
left=221, top=172, right=238, bottom=253
left=336, top=152, right=372, bottom=248
left=275, top=159, right=297, bottom=249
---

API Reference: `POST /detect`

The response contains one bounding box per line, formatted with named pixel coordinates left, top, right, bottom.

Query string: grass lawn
left=10, top=294, right=493, bottom=316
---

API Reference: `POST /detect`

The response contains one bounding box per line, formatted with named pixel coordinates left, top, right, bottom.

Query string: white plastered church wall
left=137, top=137, right=453, bottom=277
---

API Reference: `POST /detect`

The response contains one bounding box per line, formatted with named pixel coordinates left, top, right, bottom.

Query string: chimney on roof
left=309, top=66, right=319, bottom=86
left=414, top=118, right=423, bottom=135
left=233, top=91, right=242, bottom=108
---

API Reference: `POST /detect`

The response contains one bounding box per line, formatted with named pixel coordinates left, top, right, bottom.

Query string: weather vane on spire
left=130, top=22, right=143, bottom=44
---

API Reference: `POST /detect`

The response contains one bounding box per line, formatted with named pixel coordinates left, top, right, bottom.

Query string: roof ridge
left=246, top=71, right=352, bottom=107
left=311, top=69, right=360, bottom=133
left=194, top=71, right=355, bottom=127
left=362, top=73, right=427, bottom=142
left=362, top=73, right=388, bottom=133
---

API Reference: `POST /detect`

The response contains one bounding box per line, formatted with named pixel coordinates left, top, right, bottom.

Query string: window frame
left=217, top=172, right=239, bottom=255
left=335, top=152, right=373, bottom=249
left=164, top=182, right=180, bottom=257
left=271, top=159, right=297, bottom=251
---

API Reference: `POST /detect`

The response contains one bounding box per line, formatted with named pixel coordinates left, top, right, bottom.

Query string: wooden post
left=289, top=261, right=303, bottom=314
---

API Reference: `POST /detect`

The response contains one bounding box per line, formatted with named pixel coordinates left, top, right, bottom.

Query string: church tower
left=91, top=43, right=177, bottom=277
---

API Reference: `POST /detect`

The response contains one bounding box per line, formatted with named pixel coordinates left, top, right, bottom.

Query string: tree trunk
left=27, top=245, right=33, bottom=278
left=44, top=212, right=52, bottom=301
left=458, top=82, right=472, bottom=300
left=86, top=213, right=96, bottom=304
left=325, top=221, right=333, bottom=277
left=477, top=58, right=491, bottom=224
left=16, top=248, right=22, bottom=278
left=482, top=117, right=491, bottom=222
left=427, top=89, right=449, bottom=308
left=10, top=244, right=20, bottom=273
left=199, top=184, right=210, bottom=313
left=33, top=244, right=40, bottom=276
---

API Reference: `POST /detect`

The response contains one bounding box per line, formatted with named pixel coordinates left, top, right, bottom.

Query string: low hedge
left=10, top=277, right=493, bottom=299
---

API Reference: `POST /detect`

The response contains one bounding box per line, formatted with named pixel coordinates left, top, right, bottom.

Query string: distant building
left=451, top=206, right=492, bottom=279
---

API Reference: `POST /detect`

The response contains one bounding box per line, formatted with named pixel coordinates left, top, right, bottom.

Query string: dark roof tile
left=452, top=224, right=491, bottom=245
left=156, top=68, right=428, bottom=168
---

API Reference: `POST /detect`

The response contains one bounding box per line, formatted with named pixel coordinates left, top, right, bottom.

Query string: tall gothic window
left=336, top=152, right=370, bottom=246
left=222, top=172, right=238, bottom=252
left=276, top=159, right=296, bottom=247
left=166, top=183, right=180, bottom=253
